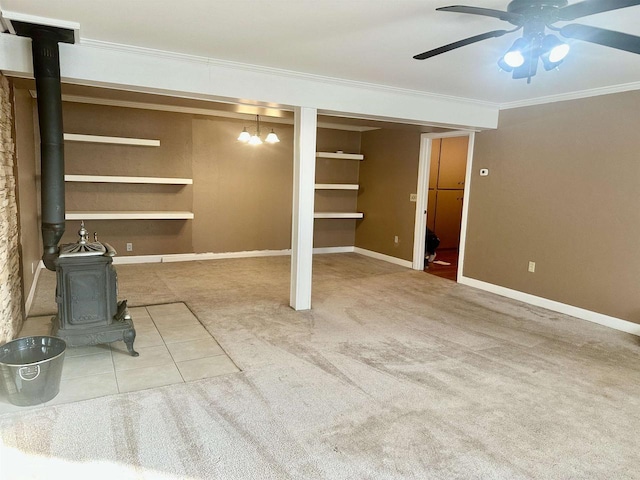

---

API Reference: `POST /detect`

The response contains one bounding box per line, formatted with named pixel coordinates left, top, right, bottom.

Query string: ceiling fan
left=413, top=0, right=640, bottom=82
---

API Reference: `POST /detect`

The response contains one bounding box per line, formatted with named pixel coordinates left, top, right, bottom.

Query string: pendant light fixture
left=265, top=129, right=280, bottom=144
left=237, top=127, right=251, bottom=142
left=237, top=115, right=279, bottom=145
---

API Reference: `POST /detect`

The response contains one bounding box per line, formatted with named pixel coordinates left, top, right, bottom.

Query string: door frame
left=411, top=131, right=476, bottom=280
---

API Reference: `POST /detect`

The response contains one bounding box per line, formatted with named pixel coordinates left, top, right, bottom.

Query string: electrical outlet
left=126, top=242, right=133, bottom=252
left=528, top=261, right=536, bottom=273
left=409, top=193, right=417, bottom=202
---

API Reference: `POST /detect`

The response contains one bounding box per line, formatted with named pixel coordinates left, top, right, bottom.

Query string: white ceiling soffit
left=1, top=1, right=639, bottom=106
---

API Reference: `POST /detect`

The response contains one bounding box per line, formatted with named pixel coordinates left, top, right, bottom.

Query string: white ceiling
left=2, top=0, right=640, bottom=105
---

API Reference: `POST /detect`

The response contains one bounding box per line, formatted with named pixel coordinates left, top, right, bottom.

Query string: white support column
left=412, top=134, right=432, bottom=270
left=290, top=107, right=317, bottom=310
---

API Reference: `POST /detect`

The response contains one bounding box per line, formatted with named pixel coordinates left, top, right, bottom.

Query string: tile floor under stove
left=0, top=302, right=240, bottom=415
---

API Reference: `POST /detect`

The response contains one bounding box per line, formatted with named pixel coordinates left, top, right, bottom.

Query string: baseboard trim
left=458, top=275, right=640, bottom=337
left=113, top=255, right=164, bottom=265
left=161, top=249, right=292, bottom=263
left=112, top=246, right=357, bottom=265
left=25, top=260, right=45, bottom=317
left=313, top=246, right=355, bottom=254
left=353, top=247, right=413, bottom=268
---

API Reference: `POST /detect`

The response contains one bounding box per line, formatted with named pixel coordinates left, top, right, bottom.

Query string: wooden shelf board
left=65, top=175, right=192, bottom=185
left=66, top=211, right=194, bottom=220
left=314, top=212, right=364, bottom=219
left=64, top=133, right=160, bottom=147
left=314, top=183, right=359, bottom=190
left=315, top=152, right=364, bottom=161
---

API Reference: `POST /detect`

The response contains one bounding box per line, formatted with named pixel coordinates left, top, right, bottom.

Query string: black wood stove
left=11, top=22, right=137, bottom=357
left=51, top=223, right=138, bottom=356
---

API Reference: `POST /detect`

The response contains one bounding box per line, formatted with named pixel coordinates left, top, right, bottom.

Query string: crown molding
left=79, top=38, right=499, bottom=110
left=499, top=81, right=640, bottom=110
left=78, top=39, right=640, bottom=112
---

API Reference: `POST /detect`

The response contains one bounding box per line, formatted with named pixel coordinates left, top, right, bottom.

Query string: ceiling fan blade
left=556, top=0, right=640, bottom=21
left=437, top=5, right=523, bottom=24
left=413, top=30, right=511, bottom=60
left=560, top=24, right=640, bottom=55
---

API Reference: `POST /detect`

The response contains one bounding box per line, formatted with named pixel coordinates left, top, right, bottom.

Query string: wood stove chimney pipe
left=13, top=22, right=75, bottom=270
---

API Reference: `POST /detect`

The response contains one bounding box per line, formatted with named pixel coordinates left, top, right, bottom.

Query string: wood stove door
left=57, top=259, right=116, bottom=328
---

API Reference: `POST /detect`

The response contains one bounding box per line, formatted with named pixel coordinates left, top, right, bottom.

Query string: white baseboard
left=25, top=260, right=45, bottom=317
left=113, top=255, right=164, bottom=264
left=113, top=246, right=357, bottom=265
left=458, top=275, right=640, bottom=337
left=353, top=247, right=412, bottom=268
left=313, top=246, right=355, bottom=254
left=160, top=249, right=292, bottom=263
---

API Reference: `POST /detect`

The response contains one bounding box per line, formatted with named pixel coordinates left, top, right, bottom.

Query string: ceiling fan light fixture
left=549, top=42, right=570, bottom=62
left=543, top=34, right=570, bottom=62
left=414, top=0, right=640, bottom=84
left=502, top=37, right=528, bottom=68
left=540, top=34, right=570, bottom=70
left=503, top=50, right=525, bottom=68
left=497, top=56, right=514, bottom=72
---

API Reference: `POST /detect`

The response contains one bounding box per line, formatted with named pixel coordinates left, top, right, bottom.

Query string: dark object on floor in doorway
left=424, top=248, right=459, bottom=281
left=425, top=228, right=441, bottom=269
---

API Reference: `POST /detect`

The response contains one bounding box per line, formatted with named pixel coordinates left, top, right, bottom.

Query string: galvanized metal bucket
left=0, top=336, right=66, bottom=406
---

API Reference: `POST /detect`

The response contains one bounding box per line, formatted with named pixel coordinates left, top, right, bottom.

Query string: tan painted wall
left=465, top=90, right=640, bottom=324
left=316, top=128, right=360, bottom=154
left=13, top=87, right=41, bottom=300
left=192, top=118, right=293, bottom=253
left=356, top=129, right=421, bottom=260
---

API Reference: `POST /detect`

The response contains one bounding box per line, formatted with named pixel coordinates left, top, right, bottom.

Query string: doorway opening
left=412, top=131, right=475, bottom=282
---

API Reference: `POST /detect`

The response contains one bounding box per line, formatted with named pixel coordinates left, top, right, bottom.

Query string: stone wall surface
left=0, top=74, right=23, bottom=343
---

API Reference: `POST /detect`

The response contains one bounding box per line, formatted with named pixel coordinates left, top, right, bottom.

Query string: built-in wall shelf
left=314, top=183, right=359, bottom=190
left=64, top=133, right=161, bottom=147
left=65, top=175, right=193, bottom=185
left=314, top=212, right=364, bottom=219
left=66, top=211, right=194, bottom=220
left=315, top=152, right=364, bottom=161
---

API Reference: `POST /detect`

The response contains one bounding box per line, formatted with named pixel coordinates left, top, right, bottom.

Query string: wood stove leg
left=123, top=328, right=139, bottom=357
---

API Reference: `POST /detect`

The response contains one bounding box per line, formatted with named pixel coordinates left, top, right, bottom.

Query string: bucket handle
left=19, top=365, right=41, bottom=381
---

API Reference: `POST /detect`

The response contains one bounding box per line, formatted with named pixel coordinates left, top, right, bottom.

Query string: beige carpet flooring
left=2, top=253, right=640, bottom=479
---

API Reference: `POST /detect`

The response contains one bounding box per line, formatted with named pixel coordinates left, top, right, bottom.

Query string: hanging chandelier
left=237, top=115, right=279, bottom=145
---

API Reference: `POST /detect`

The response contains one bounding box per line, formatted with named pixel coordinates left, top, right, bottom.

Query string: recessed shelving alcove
left=314, top=152, right=364, bottom=220
left=63, top=132, right=194, bottom=222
